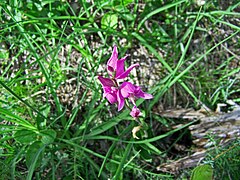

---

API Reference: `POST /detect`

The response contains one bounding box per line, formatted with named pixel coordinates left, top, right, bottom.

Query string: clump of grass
left=206, top=140, right=240, bottom=179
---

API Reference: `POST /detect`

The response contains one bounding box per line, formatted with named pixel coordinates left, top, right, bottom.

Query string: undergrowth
left=0, top=0, right=239, bottom=179
left=209, top=140, right=240, bottom=179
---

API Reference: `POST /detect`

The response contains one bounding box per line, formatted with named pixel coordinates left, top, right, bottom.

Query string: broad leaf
left=40, top=129, right=57, bottom=144
left=190, top=164, right=213, bottom=180
left=26, top=141, right=45, bottom=169
left=14, top=130, right=37, bottom=144
left=101, top=13, right=118, bottom=29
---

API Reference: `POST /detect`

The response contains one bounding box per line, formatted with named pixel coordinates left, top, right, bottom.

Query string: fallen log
left=156, top=108, right=240, bottom=174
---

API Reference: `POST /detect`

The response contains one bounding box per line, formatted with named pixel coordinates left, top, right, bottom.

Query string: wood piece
left=156, top=151, right=206, bottom=174
left=157, top=109, right=240, bottom=174
left=189, top=110, right=240, bottom=148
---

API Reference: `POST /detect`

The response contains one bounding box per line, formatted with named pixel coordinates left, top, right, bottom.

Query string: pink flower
left=98, top=76, right=118, bottom=104
left=107, top=46, right=139, bottom=79
left=130, top=106, right=142, bottom=118
left=120, top=82, right=153, bottom=101
left=98, top=76, right=125, bottom=111
left=98, top=77, right=153, bottom=112
left=98, top=46, right=153, bottom=115
left=117, top=82, right=153, bottom=111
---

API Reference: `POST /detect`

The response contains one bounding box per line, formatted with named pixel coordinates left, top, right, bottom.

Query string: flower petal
left=105, top=93, right=117, bottom=104
left=120, top=82, right=135, bottom=98
left=130, top=106, right=142, bottom=118
left=115, top=55, right=128, bottom=78
left=116, top=63, right=139, bottom=79
left=134, top=86, right=153, bottom=99
left=107, top=46, right=118, bottom=73
left=103, top=86, right=117, bottom=101
left=98, top=76, right=115, bottom=87
left=117, top=90, right=125, bottom=111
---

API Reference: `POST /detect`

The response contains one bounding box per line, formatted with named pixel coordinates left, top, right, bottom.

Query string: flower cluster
left=98, top=46, right=153, bottom=120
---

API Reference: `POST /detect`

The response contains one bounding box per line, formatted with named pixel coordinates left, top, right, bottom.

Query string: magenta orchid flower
left=98, top=45, right=153, bottom=132
left=116, top=81, right=153, bottom=111
left=107, top=45, right=139, bottom=79
left=120, top=82, right=153, bottom=101
left=130, top=106, right=142, bottom=118
left=98, top=76, right=118, bottom=104
left=98, top=76, right=125, bottom=111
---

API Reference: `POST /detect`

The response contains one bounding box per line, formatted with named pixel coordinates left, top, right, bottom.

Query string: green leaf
left=0, top=42, right=9, bottom=59
left=121, top=0, right=133, bottom=6
left=190, top=164, right=213, bottom=180
left=140, top=148, right=152, bottom=162
left=14, top=130, right=37, bottom=144
left=36, top=104, right=50, bottom=129
left=121, top=13, right=135, bottom=21
left=114, top=143, right=132, bottom=179
left=101, top=13, right=118, bottom=29
left=0, top=107, right=37, bottom=130
left=40, top=129, right=57, bottom=144
left=106, top=162, right=118, bottom=173
left=26, top=141, right=45, bottom=169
